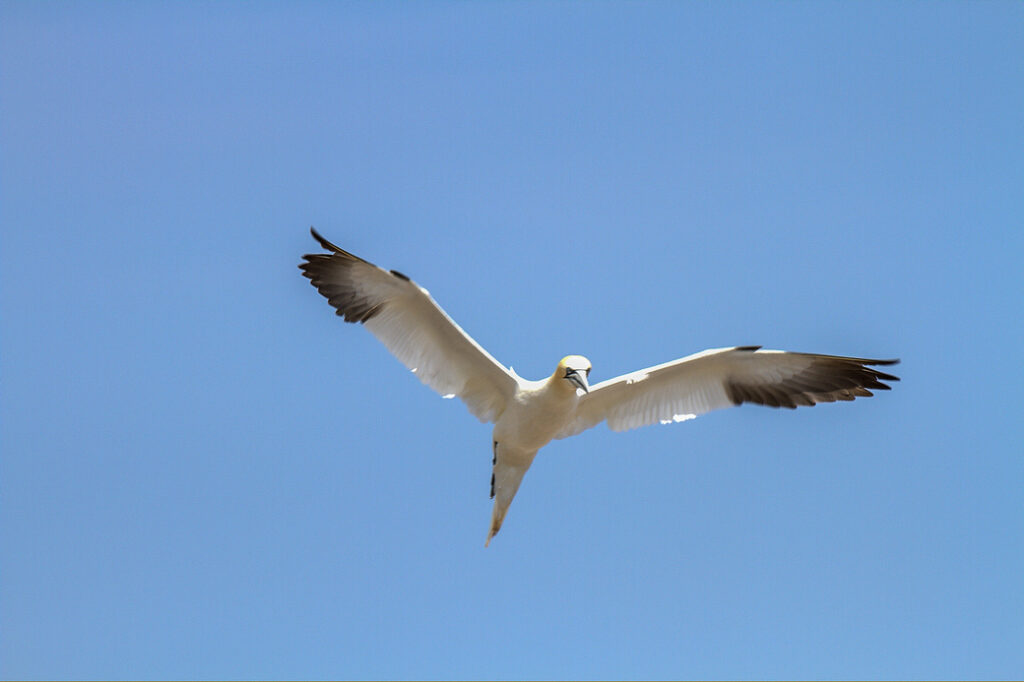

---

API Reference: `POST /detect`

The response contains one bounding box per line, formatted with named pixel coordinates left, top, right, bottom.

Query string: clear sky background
left=2, top=2, right=1022, bottom=680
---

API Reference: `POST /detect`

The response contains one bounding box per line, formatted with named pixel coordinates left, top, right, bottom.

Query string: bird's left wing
left=300, top=229, right=518, bottom=423
left=557, top=346, right=899, bottom=437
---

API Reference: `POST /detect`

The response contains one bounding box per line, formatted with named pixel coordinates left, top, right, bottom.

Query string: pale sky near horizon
left=2, top=2, right=1022, bottom=679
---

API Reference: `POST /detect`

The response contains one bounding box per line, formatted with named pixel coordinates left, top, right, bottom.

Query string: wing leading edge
left=300, top=229, right=518, bottom=423
left=558, top=346, right=899, bottom=437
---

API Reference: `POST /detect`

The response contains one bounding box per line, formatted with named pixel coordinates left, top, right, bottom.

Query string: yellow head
left=555, top=355, right=592, bottom=394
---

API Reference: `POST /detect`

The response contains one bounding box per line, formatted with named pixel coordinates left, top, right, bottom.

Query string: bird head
left=557, top=355, right=592, bottom=394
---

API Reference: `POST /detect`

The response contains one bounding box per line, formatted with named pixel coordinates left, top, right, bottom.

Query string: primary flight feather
left=300, top=229, right=899, bottom=545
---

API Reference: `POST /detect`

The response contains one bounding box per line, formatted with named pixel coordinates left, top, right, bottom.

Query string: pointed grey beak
left=568, top=372, right=590, bottom=394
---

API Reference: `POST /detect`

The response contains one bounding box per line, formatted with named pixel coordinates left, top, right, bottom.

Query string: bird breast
left=493, top=383, right=581, bottom=452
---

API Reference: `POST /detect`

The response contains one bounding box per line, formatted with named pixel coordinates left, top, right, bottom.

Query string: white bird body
left=301, top=230, right=899, bottom=545
left=495, top=372, right=582, bottom=451
left=488, top=365, right=588, bottom=544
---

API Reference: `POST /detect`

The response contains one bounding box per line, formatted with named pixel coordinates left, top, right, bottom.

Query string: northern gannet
left=300, top=229, right=900, bottom=545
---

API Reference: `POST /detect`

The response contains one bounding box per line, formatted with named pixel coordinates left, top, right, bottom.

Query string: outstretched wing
left=558, top=346, right=899, bottom=437
left=300, top=229, right=518, bottom=423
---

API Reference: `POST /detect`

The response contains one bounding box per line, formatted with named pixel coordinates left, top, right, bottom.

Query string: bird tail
left=485, top=447, right=537, bottom=547
left=485, top=506, right=507, bottom=547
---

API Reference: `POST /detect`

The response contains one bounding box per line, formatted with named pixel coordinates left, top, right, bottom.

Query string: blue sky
left=2, top=2, right=1022, bottom=679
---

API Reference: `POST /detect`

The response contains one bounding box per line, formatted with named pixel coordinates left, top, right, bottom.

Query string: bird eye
left=585, top=368, right=591, bottom=377
left=565, top=368, right=576, bottom=378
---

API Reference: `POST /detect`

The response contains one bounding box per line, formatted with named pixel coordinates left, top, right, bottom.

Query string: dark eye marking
left=585, top=368, right=591, bottom=377
left=564, top=368, right=577, bottom=378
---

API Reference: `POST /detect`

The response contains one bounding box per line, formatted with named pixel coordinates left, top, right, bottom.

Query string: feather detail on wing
left=299, top=229, right=518, bottom=423
left=556, top=346, right=899, bottom=438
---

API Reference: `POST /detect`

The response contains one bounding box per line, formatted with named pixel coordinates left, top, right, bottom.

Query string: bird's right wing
left=557, top=346, right=899, bottom=437
left=300, top=229, right=518, bottom=423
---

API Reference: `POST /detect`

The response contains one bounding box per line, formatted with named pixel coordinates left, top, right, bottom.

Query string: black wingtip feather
left=305, top=228, right=370, bottom=264
left=726, top=354, right=901, bottom=409
left=299, top=233, right=389, bottom=324
left=309, top=226, right=338, bottom=252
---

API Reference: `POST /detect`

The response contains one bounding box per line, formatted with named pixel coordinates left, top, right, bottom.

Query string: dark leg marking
left=490, top=441, right=498, bottom=499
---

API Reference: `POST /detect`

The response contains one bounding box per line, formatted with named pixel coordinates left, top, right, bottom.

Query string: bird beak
left=568, top=373, right=590, bottom=394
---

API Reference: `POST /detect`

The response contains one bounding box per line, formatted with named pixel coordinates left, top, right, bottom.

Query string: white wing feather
left=300, top=230, right=518, bottom=423
left=557, top=346, right=899, bottom=438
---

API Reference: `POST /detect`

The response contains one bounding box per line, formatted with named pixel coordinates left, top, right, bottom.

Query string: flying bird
left=300, top=229, right=899, bottom=545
